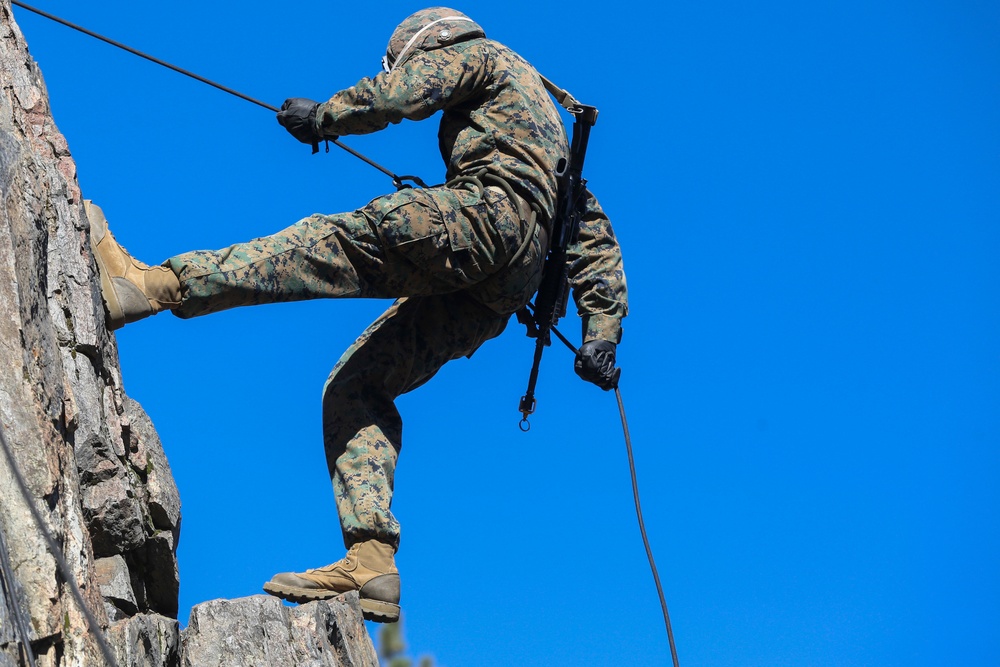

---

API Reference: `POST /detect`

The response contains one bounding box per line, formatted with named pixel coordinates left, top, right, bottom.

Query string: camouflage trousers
left=166, top=182, right=545, bottom=549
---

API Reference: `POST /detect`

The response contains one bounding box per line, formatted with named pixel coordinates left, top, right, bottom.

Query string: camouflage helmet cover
left=383, top=7, right=485, bottom=72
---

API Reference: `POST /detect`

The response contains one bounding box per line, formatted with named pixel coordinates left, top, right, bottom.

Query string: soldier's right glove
left=574, top=340, right=621, bottom=391
left=277, top=98, right=322, bottom=145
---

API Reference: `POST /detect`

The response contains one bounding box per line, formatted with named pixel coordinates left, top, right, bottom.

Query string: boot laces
left=307, top=545, right=359, bottom=573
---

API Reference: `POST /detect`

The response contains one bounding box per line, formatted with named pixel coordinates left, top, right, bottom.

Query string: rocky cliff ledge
left=0, top=3, right=377, bottom=665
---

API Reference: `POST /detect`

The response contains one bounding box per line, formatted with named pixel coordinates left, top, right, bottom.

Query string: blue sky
left=12, top=0, right=999, bottom=665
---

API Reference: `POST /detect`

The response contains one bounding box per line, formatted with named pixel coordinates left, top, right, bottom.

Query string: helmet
left=382, top=7, right=485, bottom=73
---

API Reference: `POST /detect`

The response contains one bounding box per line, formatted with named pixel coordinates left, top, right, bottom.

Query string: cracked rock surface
left=0, top=3, right=377, bottom=665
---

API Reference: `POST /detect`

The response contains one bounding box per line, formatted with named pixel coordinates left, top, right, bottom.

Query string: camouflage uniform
left=164, top=9, right=627, bottom=549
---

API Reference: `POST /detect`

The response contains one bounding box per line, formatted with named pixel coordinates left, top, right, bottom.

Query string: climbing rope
left=616, top=386, right=681, bottom=667
left=0, top=421, right=121, bottom=667
left=544, top=329, right=681, bottom=666
left=10, top=0, right=428, bottom=190
left=0, top=516, right=37, bottom=667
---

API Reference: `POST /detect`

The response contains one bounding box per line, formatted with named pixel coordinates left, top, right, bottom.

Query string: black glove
left=574, top=340, right=621, bottom=390
left=277, top=98, right=321, bottom=144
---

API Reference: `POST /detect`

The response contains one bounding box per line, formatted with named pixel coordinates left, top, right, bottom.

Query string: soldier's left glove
left=575, top=340, right=621, bottom=390
left=277, top=98, right=322, bottom=144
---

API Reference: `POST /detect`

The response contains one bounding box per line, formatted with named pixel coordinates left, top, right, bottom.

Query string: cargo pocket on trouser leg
left=362, top=186, right=491, bottom=296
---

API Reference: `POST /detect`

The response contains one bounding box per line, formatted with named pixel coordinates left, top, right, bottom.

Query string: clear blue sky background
left=13, top=1, right=998, bottom=665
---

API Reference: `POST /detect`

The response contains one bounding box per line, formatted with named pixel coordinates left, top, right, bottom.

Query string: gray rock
left=0, top=648, right=20, bottom=667
left=0, top=569, right=25, bottom=665
left=0, top=1, right=179, bottom=659
left=83, top=478, right=147, bottom=557
left=0, top=3, right=379, bottom=665
left=136, top=531, right=180, bottom=618
left=181, top=594, right=379, bottom=667
left=125, top=397, right=181, bottom=534
left=75, top=432, right=125, bottom=487
left=95, top=555, right=139, bottom=616
left=1, top=0, right=98, bottom=646
left=107, top=614, right=181, bottom=667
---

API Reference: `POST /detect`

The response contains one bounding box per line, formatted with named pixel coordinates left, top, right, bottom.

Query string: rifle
left=517, top=100, right=599, bottom=429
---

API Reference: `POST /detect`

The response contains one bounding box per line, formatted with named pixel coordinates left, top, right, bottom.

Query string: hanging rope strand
left=11, top=0, right=272, bottom=109
left=10, top=0, right=419, bottom=188
left=616, top=387, right=681, bottom=667
left=544, top=326, right=680, bottom=664
left=0, top=522, right=37, bottom=667
left=0, top=423, right=121, bottom=667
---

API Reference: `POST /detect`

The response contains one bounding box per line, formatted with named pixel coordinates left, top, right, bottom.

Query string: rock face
left=0, top=3, right=378, bottom=665
left=181, top=595, right=377, bottom=667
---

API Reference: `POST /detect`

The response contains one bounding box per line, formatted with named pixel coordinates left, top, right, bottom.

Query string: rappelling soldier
left=87, top=7, right=628, bottom=623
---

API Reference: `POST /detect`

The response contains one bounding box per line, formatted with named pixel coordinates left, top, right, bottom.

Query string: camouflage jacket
left=314, top=35, right=628, bottom=342
left=569, top=191, right=628, bottom=344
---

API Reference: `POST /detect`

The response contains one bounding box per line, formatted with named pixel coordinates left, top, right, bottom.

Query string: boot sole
left=262, top=581, right=400, bottom=623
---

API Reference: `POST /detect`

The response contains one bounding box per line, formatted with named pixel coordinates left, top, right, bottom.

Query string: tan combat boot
left=263, top=540, right=400, bottom=623
left=85, top=200, right=181, bottom=330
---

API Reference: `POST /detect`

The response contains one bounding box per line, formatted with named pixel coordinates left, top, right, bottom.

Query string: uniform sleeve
left=566, top=190, right=628, bottom=344
left=314, top=43, right=490, bottom=137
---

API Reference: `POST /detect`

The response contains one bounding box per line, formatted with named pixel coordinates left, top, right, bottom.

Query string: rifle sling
left=539, top=73, right=582, bottom=112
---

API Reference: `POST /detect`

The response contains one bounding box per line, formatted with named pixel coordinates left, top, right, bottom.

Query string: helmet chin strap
left=388, top=16, right=476, bottom=73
